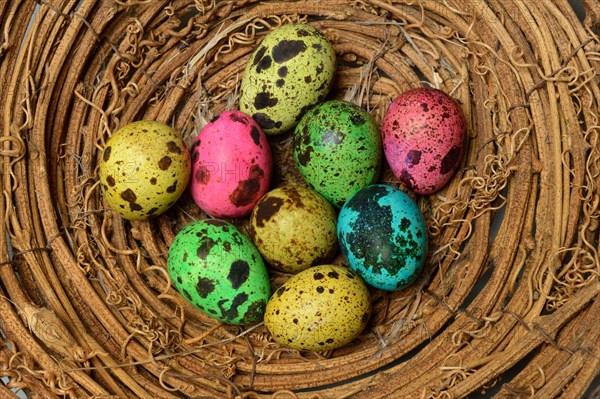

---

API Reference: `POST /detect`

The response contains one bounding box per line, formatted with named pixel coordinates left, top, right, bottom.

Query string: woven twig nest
left=1, top=1, right=599, bottom=398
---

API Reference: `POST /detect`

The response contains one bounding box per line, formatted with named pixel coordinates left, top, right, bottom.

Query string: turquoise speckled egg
left=239, top=24, right=336, bottom=135
left=293, top=100, right=382, bottom=208
left=167, top=219, right=270, bottom=325
left=337, top=184, right=428, bottom=291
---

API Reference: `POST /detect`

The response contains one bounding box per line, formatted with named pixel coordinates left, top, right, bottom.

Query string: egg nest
left=1, top=1, right=599, bottom=399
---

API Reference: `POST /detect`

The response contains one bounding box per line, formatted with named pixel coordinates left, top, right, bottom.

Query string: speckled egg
left=167, top=219, right=270, bottom=325
left=239, top=24, right=336, bottom=135
left=249, top=186, right=338, bottom=273
left=382, top=87, right=466, bottom=195
left=293, top=100, right=382, bottom=208
left=264, top=265, right=370, bottom=351
left=190, top=111, right=272, bottom=218
left=99, top=120, right=191, bottom=220
left=337, top=184, right=428, bottom=291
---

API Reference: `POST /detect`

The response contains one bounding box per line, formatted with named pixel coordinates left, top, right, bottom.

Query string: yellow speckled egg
left=239, top=24, right=336, bottom=135
left=99, top=121, right=191, bottom=220
left=249, top=186, right=338, bottom=273
left=264, top=265, right=371, bottom=351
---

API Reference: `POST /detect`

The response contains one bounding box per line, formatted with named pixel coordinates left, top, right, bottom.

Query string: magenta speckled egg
left=382, top=87, right=466, bottom=195
left=190, top=111, right=272, bottom=218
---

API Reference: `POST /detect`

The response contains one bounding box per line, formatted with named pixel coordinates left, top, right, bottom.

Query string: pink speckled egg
left=190, top=110, right=272, bottom=218
left=382, top=87, right=466, bottom=195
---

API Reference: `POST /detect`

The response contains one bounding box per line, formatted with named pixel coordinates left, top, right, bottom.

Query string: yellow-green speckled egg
left=239, top=24, right=336, bottom=135
left=99, top=121, right=191, bottom=220
left=264, top=265, right=371, bottom=351
left=249, top=186, right=338, bottom=273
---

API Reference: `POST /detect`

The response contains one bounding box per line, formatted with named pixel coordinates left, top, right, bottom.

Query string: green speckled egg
left=99, top=121, right=191, bottom=220
left=240, top=24, right=336, bottom=135
left=293, top=100, right=382, bottom=208
left=167, top=219, right=270, bottom=325
left=249, top=185, right=338, bottom=274
left=264, top=265, right=370, bottom=351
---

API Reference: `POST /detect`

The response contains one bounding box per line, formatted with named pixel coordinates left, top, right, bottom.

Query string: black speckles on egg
left=217, top=292, right=248, bottom=321
left=106, top=175, right=116, bottom=187
left=400, top=169, right=416, bottom=190
left=243, top=300, right=266, bottom=323
left=277, top=66, right=288, bottom=77
left=253, top=113, right=282, bottom=130
left=322, top=129, right=345, bottom=145
left=120, top=188, right=137, bottom=203
left=254, top=92, right=278, bottom=110
left=166, top=181, right=178, bottom=194
left=195, top=277, right=215, bottom=298
left=103, top=146, right=112, bottom=162
left=194, top=163, right=211, bottom=185
left=229, top=112, right=250, bottom=125
left=349, top=112, right=365, bottom=126
left=406, top=150, right=422, bottom=166
left=401, top=217, right=411, bottom=230
left=252, top=46, right=267, bottom=66
left=197, top=237, right=217, bottom=260
left=129, top=203, right=143, bottom=212
left=158, top=156, right=172, bottom=170
left=313, top=272, right=325, bottom=280
left=256, top=54, right=272, bottom=73
left=203, top=219, right=228, bottom=227
left=182, top=289, right=193, bottom=301
left=167, top=141, right=183, bottom=154
left=227, top=260, right=250, bottom=290
left=341, top=187, right=398, bottom=275
left=272, top=39, right=307, bottom=63
left=296, top=145, right=313, bottom=167
left=229, top=165, right=264, bottom=207
left=440, top=145, right=462, bottom=174
left=253, top=196, right=284, bottom=227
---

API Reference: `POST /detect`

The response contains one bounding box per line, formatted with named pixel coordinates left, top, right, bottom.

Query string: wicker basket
left=1, top=1, right=599, bottom=398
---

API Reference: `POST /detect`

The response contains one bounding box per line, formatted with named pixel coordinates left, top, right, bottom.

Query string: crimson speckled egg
left=264, top=265, right=370, bottom=351
left=337, top=184, right=428, bottom=291
left=167, top=219, right=270, bottom=325
left=382, top=87, right=466, bottom=195
left=190, top=111, right=272, bottom=218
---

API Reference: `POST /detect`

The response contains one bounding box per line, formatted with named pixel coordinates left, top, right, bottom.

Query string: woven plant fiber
left=0, top=0, right=599, bottom=398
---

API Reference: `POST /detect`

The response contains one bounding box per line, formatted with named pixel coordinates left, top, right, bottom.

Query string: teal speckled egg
left=239, top=24, right=336, bottom=135
left=167, top=219, right=270, bottom=325
left=337, top=184, right=428, bottom=291
left=293, top=100, right=382, bottom=208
